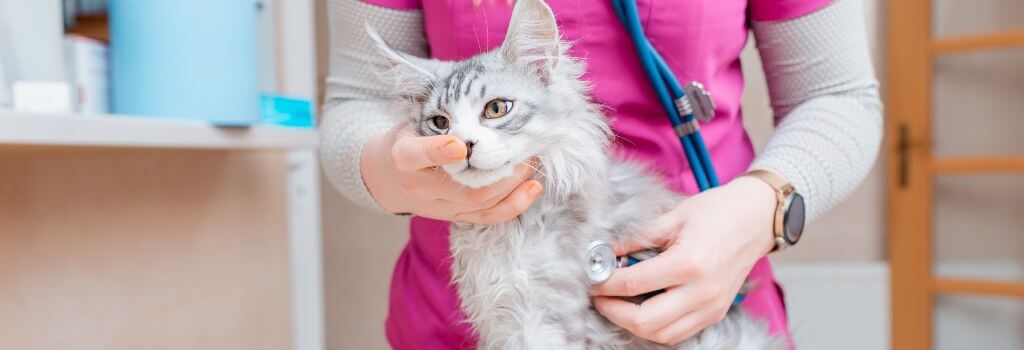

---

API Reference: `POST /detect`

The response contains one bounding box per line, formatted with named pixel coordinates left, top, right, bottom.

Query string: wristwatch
left=741, top=169, right=806, bottom=252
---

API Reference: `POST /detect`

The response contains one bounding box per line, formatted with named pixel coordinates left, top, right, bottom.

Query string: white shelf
left=0, top=111, right=318, bottom=150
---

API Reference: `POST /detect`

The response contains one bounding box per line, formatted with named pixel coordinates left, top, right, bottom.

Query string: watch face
left=783, top=193, right=806, bottom=245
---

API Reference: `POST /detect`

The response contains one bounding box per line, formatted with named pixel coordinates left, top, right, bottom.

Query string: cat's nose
left=465, top=141, right=476, bottom=159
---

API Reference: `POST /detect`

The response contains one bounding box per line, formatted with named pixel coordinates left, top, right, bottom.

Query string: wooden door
left=887, top=1, right=1024, bottom=349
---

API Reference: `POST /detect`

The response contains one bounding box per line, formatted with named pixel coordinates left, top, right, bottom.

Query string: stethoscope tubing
left=611, top=0, right=720, bottom=191
left=600, top=0, right=745, bottom=306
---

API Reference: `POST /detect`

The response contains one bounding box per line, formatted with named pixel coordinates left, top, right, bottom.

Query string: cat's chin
left=445, top=165, right=515, bottom=189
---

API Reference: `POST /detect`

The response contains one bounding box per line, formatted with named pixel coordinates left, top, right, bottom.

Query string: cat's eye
left=429, top=115, right=450, bottom=130
left=483, top=99, right=514, bottom=119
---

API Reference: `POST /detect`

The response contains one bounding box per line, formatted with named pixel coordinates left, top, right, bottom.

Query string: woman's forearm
left=320, top=0, right=429, bottom=211
left=749, top=0, right=883, bottom=221
left=320, top=102, right=395, bottom=212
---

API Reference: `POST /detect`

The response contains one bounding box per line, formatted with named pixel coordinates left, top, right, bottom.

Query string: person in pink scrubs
left=325, top=0, right=881, bottom=348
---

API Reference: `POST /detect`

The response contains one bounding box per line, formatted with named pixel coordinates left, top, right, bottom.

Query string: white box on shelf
left=13, top=81, right=73, bottom=113
left=65, top=35, right=109, bottom=113
left=0, top=0, right=67, bottom=82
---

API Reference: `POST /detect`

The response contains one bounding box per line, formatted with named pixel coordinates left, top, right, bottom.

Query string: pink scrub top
left=361, top=0, right=830, bottom=348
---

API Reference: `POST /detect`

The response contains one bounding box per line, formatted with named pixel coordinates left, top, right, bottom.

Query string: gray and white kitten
left=369, top=0, right=779, bottom=348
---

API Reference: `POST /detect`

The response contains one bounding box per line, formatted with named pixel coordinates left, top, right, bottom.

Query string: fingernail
left=443, top=140, right=465, bottom=159
left=528, top=182, right=543, bottom=198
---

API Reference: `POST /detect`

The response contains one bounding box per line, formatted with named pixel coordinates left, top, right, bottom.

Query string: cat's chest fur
left=448, top=186, right=605, bottom=316
left=446, top=162, right=682, bottom=349
left=448, top=187, right=608, bottom=348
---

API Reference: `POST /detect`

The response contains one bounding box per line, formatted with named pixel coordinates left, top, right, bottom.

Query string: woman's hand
left=590, top=176, right=778, bottom=345
left=360, top=125, right=542, bottom=224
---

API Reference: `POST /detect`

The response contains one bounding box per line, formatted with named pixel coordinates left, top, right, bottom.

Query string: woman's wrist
left=726, top=175, right=779, bottom=256
left=361, top=129, right=408, bottom=214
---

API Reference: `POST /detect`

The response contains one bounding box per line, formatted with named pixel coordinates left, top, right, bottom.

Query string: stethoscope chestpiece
left=586, top=240, right=617, bottom=284
left=587, top=240, right=661, bottom=284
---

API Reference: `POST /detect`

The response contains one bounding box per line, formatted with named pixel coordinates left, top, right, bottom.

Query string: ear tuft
left=500, top=0, right=561, bottom=83
left=365, top=22, right=436, bottom=100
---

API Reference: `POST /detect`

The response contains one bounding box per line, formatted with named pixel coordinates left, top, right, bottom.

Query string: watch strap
left=743, top=169, right=794, bottom=199
left=741, top=169, right=795, bottom=252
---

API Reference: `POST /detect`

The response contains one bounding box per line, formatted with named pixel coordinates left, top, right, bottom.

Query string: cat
left=367, top=0, right=780, bottom=348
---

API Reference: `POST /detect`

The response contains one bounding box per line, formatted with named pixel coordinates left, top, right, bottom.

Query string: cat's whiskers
left=612, top=133, right=636, bottom=147
left=518, top=159, right=552, bottom=181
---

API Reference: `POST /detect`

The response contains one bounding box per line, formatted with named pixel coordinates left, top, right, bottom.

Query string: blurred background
left=0, top=0, right=1021, bottom=349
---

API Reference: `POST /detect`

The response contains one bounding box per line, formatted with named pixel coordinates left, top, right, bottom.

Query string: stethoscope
left=587, top=0, right=745, bottom=305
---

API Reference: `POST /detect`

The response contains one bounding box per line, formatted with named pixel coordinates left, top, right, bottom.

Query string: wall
left=0, top=148, right=293, bottom=350
left=321, top=186, right=408, bottom=350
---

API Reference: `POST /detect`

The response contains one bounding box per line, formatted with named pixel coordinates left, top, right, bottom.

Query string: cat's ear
left=366, top=23, right=436, bottom=101
left=500, top=0, right=560, bottom=83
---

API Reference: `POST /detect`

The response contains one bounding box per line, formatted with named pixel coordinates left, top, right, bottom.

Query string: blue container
left=261, top=94, right=315, bottom=129
left=109, top=0, right=260, bottom=125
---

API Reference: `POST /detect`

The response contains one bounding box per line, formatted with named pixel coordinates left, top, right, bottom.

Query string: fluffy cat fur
left=367, top=0, right=780, bottom=348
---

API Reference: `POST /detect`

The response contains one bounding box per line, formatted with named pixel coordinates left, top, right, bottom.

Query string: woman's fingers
left=592, top=296, right=643, bottom=332
left=650, top=203, right=687, bottom=239
left=379, top=125, right=540, bottom=221
left=647, top=307, right=722, bottom=345
left=606, top=202, right=687, bottom=256
left=386, top=125, right=538, bottom=221
left=451, top=162, right=535, bottom=206
left=591, top=286, right=696, bottom=338
left=452, top=180, right=543, bottom=224
left=590, top=249, right=697, bottom=297
left=410, top=161, right=533, bottom=206
left=610, top=235, right=668, bottom=257
left=593, top=285, right=724, bottom=345
left=391, top=134, right=467, bottom=171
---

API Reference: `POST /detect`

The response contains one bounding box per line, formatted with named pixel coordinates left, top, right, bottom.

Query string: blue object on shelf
left=109, top=0, right=260, bottom=126
left=260, top=94, right=315, bottom=129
